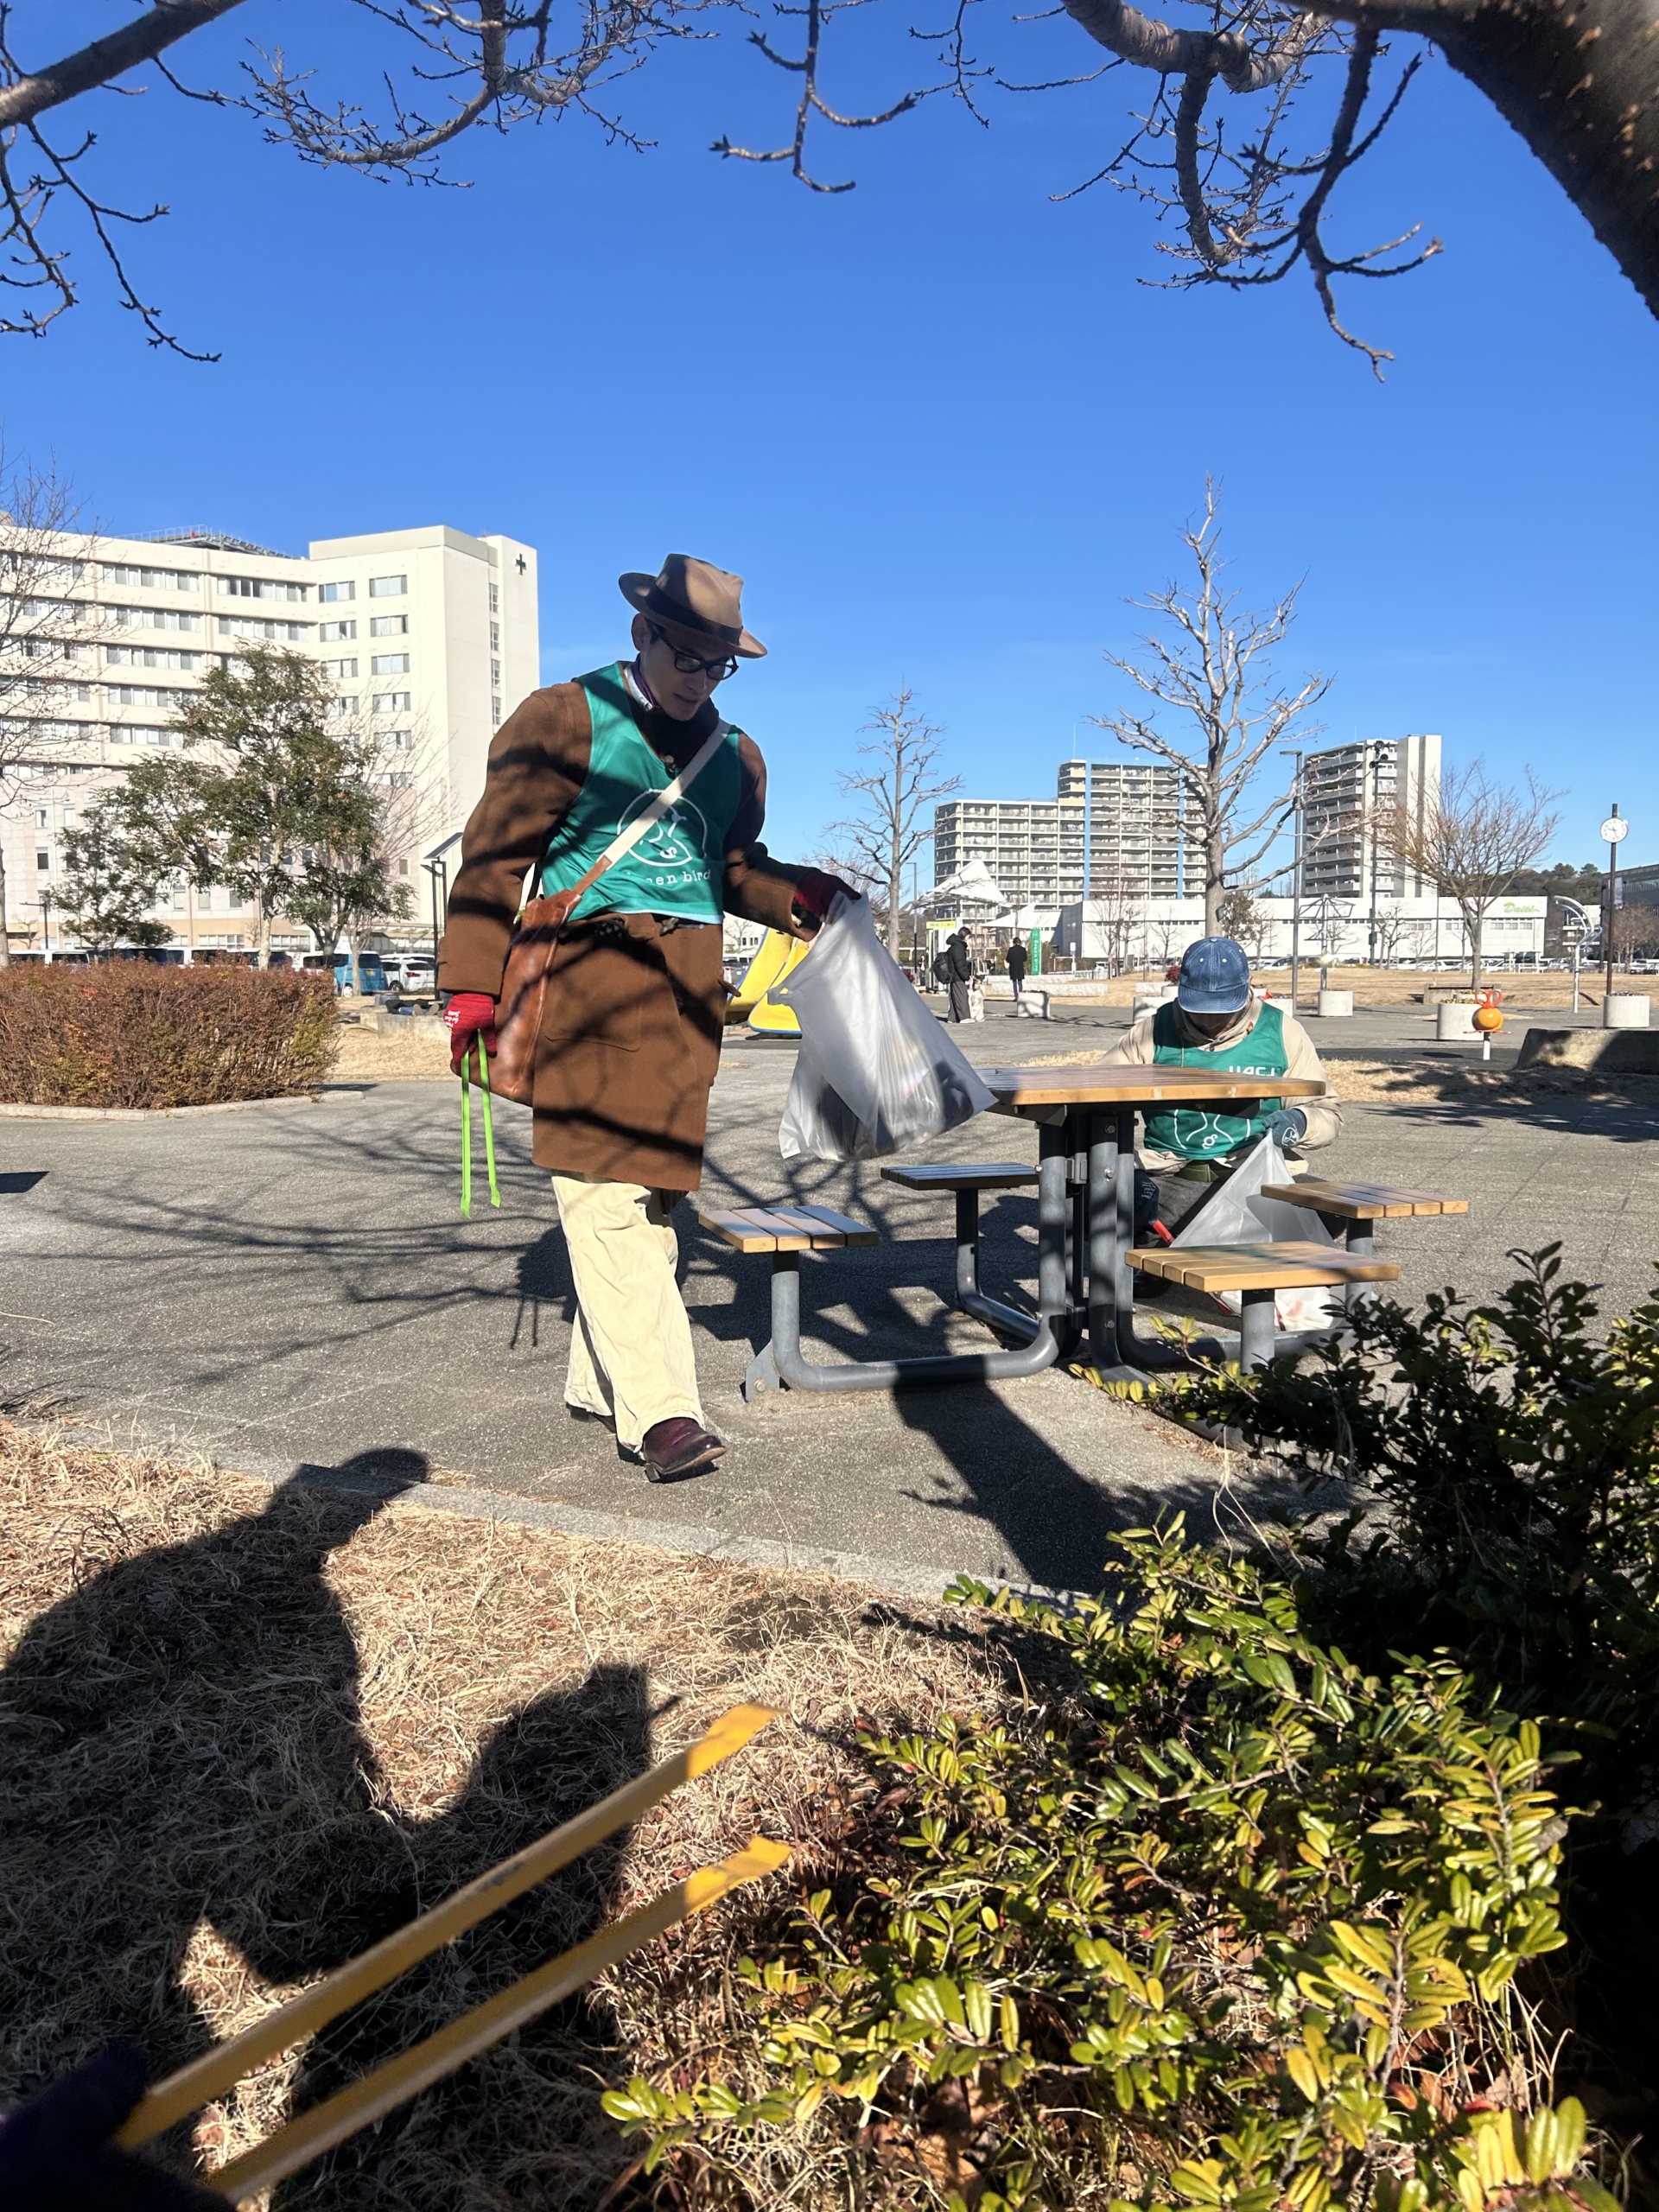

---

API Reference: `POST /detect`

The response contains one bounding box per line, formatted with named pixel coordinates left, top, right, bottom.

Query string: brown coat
left=437, top=678, right=814, bottom=1190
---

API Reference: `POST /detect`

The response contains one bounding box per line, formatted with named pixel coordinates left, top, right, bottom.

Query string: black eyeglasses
left=645, top=620, right=740, bottom=682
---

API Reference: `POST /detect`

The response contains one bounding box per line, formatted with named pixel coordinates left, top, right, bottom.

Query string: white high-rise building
left=1, top=522, right=538, bottom=955
left=933, top=758, right=1192, bottom=912
left=1300, top=734, right=1440, bottom=901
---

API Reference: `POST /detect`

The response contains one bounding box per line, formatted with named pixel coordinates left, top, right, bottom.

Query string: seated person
left=1100, top=935, right=1341, bottom=1249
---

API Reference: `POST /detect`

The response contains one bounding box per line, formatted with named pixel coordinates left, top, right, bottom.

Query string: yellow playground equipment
left=727, top=927, right=809, bottom=1032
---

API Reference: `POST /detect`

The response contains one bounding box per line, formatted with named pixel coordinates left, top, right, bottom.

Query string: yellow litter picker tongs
left=116, top=1705, right=787, bottom=2203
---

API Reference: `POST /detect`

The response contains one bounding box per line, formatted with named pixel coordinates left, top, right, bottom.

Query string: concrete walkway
left=2, top=1003, right=1654, bottom=1594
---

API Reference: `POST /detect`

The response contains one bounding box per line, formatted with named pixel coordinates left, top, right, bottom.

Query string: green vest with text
left=1141, top=1000, right=1289, bottom=1161
left=537, top=664, right=744, bottom=925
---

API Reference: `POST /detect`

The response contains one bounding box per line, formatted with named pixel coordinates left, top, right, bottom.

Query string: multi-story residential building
left=1300, top=734, right=1440, bottom=901
left=1055, top=759, right=1192, bottom=897
left=1, top=522, right=538, bottom=955
left=933, top=758, right=1192, bottom=909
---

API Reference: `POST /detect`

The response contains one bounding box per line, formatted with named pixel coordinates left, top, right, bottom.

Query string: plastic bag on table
left=1171, top=1135, right=1350, bottom=1333
left=775, top=893, right=995, bottom=1162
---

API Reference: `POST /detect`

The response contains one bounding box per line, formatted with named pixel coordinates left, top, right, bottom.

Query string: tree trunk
left=1465, top=901, right=1484, bottom=990
left=1427, top=0, right=1659, bottom=319
left=1205, top=834, right=1224, bottom=933
left=0, top=840, right=10, bottom=969
left=888, top=810, right=903, bottom=961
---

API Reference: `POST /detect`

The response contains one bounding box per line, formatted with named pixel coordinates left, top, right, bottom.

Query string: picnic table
left=977, top=1062, right=1327, bottom=1383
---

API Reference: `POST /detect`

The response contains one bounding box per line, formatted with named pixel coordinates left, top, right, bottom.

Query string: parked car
left=385, top=953, right=437, bottom=991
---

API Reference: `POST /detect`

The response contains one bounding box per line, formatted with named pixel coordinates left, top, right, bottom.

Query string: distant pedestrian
left=942, top=929, right=973, bottom=1023
left=1006, top=938, right=1028, bottom=1002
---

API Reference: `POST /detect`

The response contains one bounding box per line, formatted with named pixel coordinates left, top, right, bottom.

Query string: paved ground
left=2, top=999, right=1654, bottom=1595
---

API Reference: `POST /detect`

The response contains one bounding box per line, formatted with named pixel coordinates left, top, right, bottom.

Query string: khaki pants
left=551, top=1174, right=704, bottom=1452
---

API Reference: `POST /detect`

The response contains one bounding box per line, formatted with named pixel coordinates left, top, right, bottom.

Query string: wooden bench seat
left=697, top=1202, right=879, bottom=1254
left=1260, top=1179, right=1467, bottom=1219
left=1128, top=1241, right=1400, bottom=1293
left=878, top=1162, right=1039, bottom=1192
left=1127, top=1241, right=1399, bottom=1369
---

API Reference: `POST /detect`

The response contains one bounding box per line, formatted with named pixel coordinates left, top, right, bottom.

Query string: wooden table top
left=976, top=1063, right=1326, bottom=1109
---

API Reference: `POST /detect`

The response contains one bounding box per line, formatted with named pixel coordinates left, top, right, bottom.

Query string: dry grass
left=330, top=1021, right=453, bottom=1081
left=1320, top=1055, right=1659, bottom=1107
left=0, top=1425, right=1000, bottom=2209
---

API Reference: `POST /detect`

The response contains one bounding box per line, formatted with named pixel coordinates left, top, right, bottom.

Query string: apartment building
left=933, top=758, right=1192, bottom=909
left=1300, top=734, right=1440, bottom=901
left=1055, top=759, right=1192, bottom=897
left=1, top=521, right=538, bottom=954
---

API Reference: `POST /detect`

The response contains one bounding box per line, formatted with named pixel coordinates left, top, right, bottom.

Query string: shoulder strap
left=552, top=720, right=731, bottom=919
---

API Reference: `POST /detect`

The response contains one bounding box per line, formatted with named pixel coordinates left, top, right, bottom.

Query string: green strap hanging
left=460, top=1039, right=500, bottom=1217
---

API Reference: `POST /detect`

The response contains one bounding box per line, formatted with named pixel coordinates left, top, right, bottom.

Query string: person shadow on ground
left=0, top=1450, right=652, bottom=2206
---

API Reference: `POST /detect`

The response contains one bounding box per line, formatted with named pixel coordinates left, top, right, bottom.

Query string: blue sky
left=12, top=3, right=1657, bottom=877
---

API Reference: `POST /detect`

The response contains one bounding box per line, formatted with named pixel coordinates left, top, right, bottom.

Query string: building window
left=490, top=658, right=501, bottom=686
left=321, top=657, right=358, bottom=679
left=33, top=807, right=47, bottom=829
left=111, top=607, right=200, bottom=632
left=330, top=696, right=359, bottom=717
left=218, top=575, right=308, bottom=602
left=398, top=858, right=410, bottom=876
left=218, top=616, right=311, bottom=641
left=371, top=652, right=410, bottom=676
left=488, top=583, right=499, bottom=613
left=101, top=564, right=200, bottom=591
left=491, top=696, right=502, bottom=726
left=106, top=645, right=200, bottom=670
left=36, top=851, right=48, bottom=873
left=369, top=613, right=408, bottom=638
left=319, top=581, right=356, bottom=603
left=319, top=620, right=357, bottom=643
left=373, top=691, right=411, bottom=714
left=384, top=729, right=414, bottom=751
left=369, top=574, right=407, bottom=598
left=490, top=622, right=500, bottom=650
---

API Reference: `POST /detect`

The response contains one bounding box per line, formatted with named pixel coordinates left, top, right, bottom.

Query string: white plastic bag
left=776, top=894, right=995, bottom=1161
left=1171, top=1135, right=1345, bottom=1332
left=969, top=985, right=986, bottom=1023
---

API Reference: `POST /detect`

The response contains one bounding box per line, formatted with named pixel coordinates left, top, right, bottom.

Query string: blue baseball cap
left=1177, top=936, right=1252, bottom=1014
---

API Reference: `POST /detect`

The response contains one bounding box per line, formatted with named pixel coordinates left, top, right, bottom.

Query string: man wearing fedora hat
left=439, top=556, right=854, bottom=1484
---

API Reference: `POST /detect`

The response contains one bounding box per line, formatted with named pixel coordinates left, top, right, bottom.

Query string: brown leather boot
left=641, top=1418, right=726, bottom=1484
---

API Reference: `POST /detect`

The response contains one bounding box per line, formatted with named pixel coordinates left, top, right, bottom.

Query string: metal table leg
left=953, top=1186, right=1044, bottom=1346
left=744, top=1135, right=1069, bottom=1398
left=1085, top=1107, right=1226, bottom=1379
left=1238, top=1289, right=1276, bottom=1370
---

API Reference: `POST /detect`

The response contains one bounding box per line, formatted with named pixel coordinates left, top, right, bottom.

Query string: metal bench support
left=742, top=1143, right=1069, bottom=1399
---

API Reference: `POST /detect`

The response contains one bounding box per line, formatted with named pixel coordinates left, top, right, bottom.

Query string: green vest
left=538, top=664, right=745, bottom=925
left=1141, top=1000, right=1288, bottom=1161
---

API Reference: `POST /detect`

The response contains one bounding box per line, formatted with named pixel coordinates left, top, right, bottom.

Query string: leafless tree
left=1377, top=760, right=1561, bottom=989
left=4, top=0, right=1658, bottom=366
left=1088, top=863, right=1142, bottom=974
left=1090, top=484, right=1325, bottom=938
left=828, top=685, right=960, bottom=960
left=0, top=454, right=104, bottom=965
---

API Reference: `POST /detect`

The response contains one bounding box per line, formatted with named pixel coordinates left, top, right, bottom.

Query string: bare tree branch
left=827, top=684, right=959, bottom=957
left=0, top=0, right=249, bottom=131
left=1376, top=759, right=1561, bottom=990
left=1088, top=479, right=1326, bottom=932
left=713, top=0, right=923, bottom=190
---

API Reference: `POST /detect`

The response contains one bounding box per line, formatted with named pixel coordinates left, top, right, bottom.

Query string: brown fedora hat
left=619, top=554, right=767, bottom=658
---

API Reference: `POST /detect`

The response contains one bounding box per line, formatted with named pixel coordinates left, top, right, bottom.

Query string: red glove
left=790, top=869, right=858, bottom=932
left=442, top=990, right=499, bottom=1073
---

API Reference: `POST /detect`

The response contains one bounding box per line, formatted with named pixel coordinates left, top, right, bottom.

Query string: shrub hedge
left=606, top=1527, right=1612, bottom=2211
left=0, top=963, right=336, bottom=1108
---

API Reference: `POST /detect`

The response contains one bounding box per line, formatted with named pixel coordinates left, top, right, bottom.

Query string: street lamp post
left=40, top=888, right=53, bottom=960
left=1602, top=805, right=1629, bottom=1004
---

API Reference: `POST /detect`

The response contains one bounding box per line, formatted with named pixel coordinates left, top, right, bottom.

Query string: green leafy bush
left=606, top=1528, right=1611, bottom=2211
left=0, top=963, right=336, bottom=1108
left=1163, top=1248, right=1659, bottom=1765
